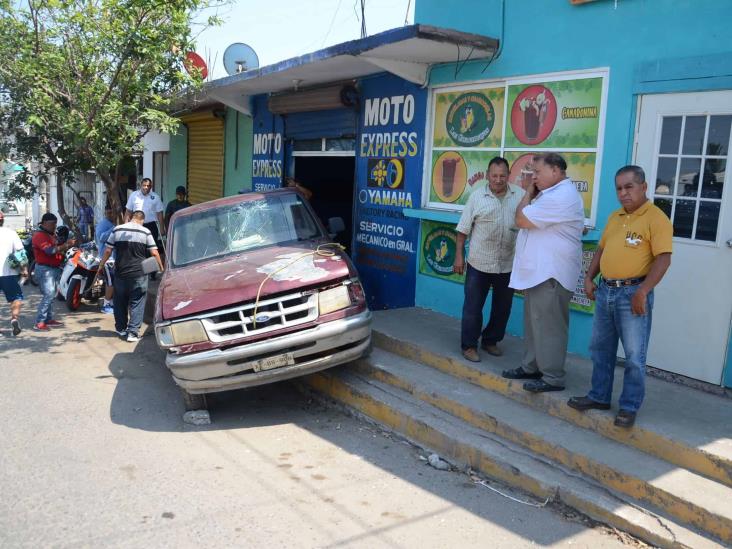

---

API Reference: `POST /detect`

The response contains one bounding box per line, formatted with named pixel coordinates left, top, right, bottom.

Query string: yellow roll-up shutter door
left=181, top=111, right=224, bottom=204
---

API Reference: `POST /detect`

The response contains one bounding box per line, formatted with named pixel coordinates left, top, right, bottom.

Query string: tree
left=0, top=0, right=222, bottom=226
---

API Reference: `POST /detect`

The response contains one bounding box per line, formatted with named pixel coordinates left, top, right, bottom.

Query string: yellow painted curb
left=373, top=331, right=732, bottom=490
left=303, top=372, right=700, bottom=549
left=355, top=360, right=732, bottom=545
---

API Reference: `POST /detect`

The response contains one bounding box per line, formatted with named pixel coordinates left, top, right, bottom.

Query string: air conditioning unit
left=268, top=84, right=358, bottom=114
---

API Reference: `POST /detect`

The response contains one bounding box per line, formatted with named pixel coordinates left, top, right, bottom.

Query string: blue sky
left=194, top=0, right=415, bottom=80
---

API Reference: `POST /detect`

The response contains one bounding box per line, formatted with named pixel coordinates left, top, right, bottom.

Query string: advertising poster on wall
left=505, top=151, right=597, bottom=218
left=571, top=242, right=598, bottom=314
left=418, top=219, right=465, bottom=284
left=428, top=150, right=502, bottom=206
left=425, top=72, right=606, bottom=223
left=432, top=87, right=504, bottom=148
left=353, top=74, right=427, bottom=309
left=505, top=77, right=602, bottom=149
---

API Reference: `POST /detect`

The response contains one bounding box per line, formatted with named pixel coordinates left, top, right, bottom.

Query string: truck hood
left=158, top=242, right=353, bottom=320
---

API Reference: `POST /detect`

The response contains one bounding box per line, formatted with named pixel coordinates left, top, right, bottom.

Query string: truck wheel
left=67, top=278, right=82, bottom=310
left=181, top=389, right=208, bottom=411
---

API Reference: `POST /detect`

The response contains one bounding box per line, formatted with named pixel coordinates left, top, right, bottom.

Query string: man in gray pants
left=502, top=153, right=584, bottom=392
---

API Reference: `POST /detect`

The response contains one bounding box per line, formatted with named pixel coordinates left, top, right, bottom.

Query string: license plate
left=252, top=352, right=295, bottom=372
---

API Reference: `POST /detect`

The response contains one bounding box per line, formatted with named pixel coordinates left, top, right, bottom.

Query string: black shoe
left=11, top=318, right=20, bottom=336
left=523, top=379, right=565, bottom=393
left=502, top=366, right=542, bottom=380
left=567, top=396, right=611, bottom=411
left=614, top=410, right=636, bottom=428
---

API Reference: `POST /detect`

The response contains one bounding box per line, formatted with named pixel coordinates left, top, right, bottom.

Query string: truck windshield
left=171, top=193, right=324, bottom=267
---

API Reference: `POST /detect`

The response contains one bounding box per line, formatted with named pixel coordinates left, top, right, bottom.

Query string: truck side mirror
left=327, top=217, right=345, bottom=237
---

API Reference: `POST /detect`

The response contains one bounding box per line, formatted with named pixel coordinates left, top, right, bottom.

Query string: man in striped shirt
left=454, top=157, right=525, bottom=362
left=98, top=210, right=163, bottom=343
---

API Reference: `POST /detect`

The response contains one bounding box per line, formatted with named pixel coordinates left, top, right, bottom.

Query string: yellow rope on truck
left=252, top=243, right=346, bottom=329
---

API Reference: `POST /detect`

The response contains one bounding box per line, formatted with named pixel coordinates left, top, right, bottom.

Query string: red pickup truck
left=154, top=189, right=371, bottom=409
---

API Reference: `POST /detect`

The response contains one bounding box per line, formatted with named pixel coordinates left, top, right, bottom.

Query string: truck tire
left=181, top=389, right=208, bottom=411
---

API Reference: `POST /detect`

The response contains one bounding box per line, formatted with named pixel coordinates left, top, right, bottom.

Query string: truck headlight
left=155, top=319, right=208, bottom=347
left=318, top=285, right=351, bottom=315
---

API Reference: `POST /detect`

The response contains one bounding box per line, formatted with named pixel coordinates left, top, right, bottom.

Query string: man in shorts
left=0, top=211, right=27, bottom=335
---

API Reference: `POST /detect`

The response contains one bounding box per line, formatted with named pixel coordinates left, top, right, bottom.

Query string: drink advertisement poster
left=504, top=151, right=596, bottom=219
left=426, top=72, right=606, bottom=223
left=432, top=87, right=504, bottom=149
left=505, top=78, right=602, bottom=149
left=418, top=219, right=465, bottom=284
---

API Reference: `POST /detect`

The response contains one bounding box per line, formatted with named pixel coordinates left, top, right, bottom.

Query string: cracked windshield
left=172, top=193, right=322, bottom=266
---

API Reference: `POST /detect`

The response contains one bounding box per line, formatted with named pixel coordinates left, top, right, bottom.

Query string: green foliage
left=4, top=167, right=36, bottom=200
left=0, top=0, right=225, bottom=208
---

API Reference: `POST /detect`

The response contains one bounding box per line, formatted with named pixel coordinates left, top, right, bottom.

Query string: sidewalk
left=305, top=306, right=732, bottom=548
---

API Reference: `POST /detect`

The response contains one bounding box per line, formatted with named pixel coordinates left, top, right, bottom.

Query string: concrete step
left=353, top=348, right=732, bottom=545
left=303, top=368, right=720, bottom=549
left=370, top=308, right=732, bottom=489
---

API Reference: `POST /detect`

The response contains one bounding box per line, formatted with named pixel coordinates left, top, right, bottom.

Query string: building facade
left=173, top=1, right=732, bottom=389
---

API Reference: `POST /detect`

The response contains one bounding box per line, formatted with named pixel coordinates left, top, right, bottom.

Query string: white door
left=635, top=91, right=732, bottom=384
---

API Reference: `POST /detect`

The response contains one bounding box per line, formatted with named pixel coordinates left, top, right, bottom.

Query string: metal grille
left=199, top=291, right=318, bottom=343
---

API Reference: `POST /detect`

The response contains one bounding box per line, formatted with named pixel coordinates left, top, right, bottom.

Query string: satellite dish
left=223, top=43, right=260, bottom=76
left=184, top=51, right=208, bottom=80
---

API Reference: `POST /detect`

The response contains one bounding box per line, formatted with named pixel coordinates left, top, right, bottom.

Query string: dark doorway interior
left=294, top=156, right=355, bottom=252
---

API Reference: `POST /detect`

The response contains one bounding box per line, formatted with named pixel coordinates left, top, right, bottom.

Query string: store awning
left=203, top=24, right=498, bottom=115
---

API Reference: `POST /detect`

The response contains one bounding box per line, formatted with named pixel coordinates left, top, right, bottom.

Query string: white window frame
left=647, top=111, right=730, bottom=248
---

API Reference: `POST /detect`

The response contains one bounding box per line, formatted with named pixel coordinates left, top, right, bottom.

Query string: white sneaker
left=126, top=333, right=140, bottom=343
left=117, top=330, right=127, bottom=338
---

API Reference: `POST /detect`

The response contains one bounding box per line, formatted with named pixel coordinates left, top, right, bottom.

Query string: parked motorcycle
left=57, top=242, right=104, bottom=310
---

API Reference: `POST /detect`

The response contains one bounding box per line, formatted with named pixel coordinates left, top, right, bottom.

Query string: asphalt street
left=0, top=281, right=634, bottom=548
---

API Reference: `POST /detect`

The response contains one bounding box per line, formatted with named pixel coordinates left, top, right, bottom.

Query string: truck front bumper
left=166, top=310, right=372, bottom=394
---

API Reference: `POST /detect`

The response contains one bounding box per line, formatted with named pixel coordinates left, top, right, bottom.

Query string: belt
left=601, top=276, right=645, bottom=288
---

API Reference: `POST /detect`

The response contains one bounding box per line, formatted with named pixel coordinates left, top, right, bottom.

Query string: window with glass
left=171, top=194, right=324, bottom=266
left=652, top=115, right=730, bottom=242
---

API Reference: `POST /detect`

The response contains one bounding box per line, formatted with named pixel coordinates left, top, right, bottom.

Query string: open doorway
left=293, top=156, right=355, bottom=252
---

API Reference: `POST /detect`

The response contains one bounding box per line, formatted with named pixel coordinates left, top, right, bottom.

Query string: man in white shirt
left=0, top=211, right=27, bottom=335
left=454, top=157, right=525, bottom=362
left=503, top=153, right=584, bottom=392
left=125, top=178, right=165, bottom=277
left=125, top=177, right=165, bottom=238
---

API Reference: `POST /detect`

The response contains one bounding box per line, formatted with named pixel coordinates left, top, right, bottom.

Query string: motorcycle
left=57, top=241, right=105, bottom=310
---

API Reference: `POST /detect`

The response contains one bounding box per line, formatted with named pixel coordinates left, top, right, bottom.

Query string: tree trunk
left=54, top=168, right=73, bottom=228
left=97, top=168, right=123, bottom=224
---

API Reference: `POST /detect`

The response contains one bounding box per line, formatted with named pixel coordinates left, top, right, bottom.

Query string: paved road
left=0, top=288, right=633, bottom=548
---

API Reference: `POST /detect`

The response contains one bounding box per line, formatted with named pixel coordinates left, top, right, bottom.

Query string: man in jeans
left=453, top=157, right=525, bottom=362
left=568, top=166, right=672, bottom=428
left=502, top=153, right=584, bottom=392
left=31, top=213, right=77, bottom=331
left=98, top=210, right=163, bottom=342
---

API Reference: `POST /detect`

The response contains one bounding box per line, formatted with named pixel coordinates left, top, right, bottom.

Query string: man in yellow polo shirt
left=568, top=165, right=672, bottom=428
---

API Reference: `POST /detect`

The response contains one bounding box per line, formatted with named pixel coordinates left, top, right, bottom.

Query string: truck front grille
left=199, top=291, right=319, bottom=342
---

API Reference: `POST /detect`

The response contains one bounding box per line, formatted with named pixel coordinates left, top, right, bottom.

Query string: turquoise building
left=170, top=0, right=732, bottom=389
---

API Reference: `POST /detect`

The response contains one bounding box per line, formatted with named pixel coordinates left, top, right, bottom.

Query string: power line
left=321, top=0, right=344, bottom=47
left=404, top=0, right=411, bottom=25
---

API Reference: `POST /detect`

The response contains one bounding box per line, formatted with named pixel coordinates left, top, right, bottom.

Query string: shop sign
left=251, top=95, right=285, bottom=192
left=353, top=75, right=426, bottom=309
left=418, top=220, right=465, bottom=284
